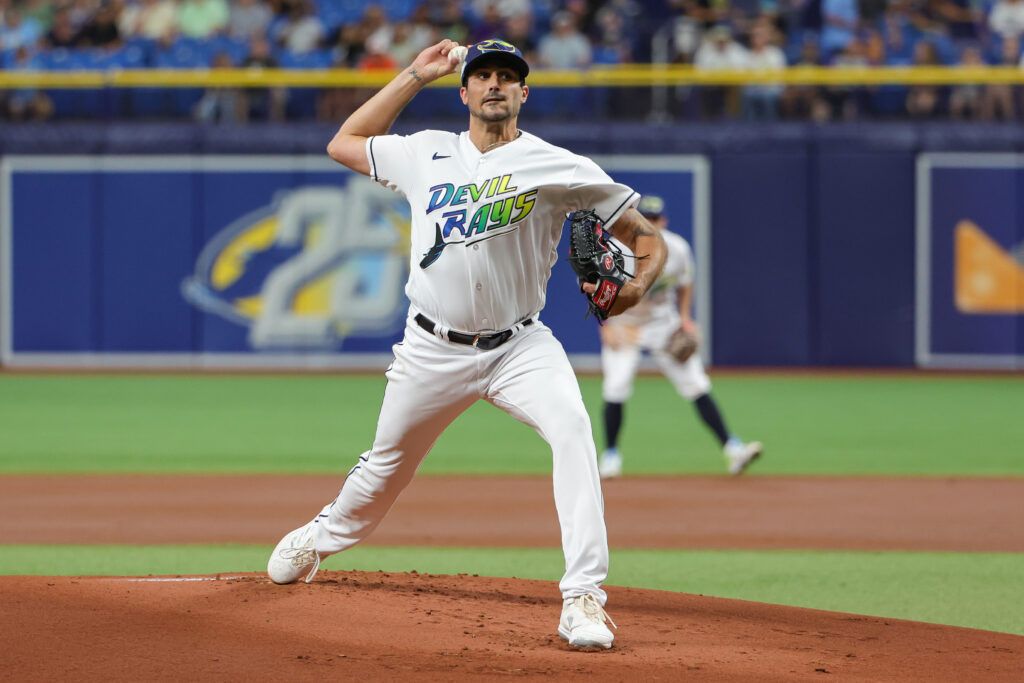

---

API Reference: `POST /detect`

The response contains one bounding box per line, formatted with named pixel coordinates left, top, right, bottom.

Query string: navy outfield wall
left=1, top=122, right=1021, bottom=368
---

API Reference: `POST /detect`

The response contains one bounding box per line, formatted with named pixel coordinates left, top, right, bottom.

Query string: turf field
left=1, top=373, right=1021, bottom=475
left=1, top=373, right=1021, bottom=635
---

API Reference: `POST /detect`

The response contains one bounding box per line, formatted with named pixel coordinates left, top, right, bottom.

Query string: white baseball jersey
left=612, top=229, right=694, bottom=330
left=366, top=129, right=638, bottom=333
left=602, top=230, right=710, bottom=402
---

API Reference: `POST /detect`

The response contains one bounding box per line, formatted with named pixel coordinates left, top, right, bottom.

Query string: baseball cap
left=637, top=195, right=665, bottom=218
left=461, top=39, right=530, bottom=86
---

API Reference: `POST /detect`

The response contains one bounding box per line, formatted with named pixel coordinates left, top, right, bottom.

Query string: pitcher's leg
left=315, top=365, right=476, bottom=555
left=486, top=327, right=608, bottom=604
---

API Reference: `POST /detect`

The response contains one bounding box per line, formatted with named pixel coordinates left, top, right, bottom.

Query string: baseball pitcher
left=598, top=195, right=763, bottom=478
left=266, top=38, right=666, bottom=651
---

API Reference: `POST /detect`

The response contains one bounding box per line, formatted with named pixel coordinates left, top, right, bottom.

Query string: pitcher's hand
left=408, top=39, right=461, bottom=84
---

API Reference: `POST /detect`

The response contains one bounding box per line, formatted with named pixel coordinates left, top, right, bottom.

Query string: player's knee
left=547, top=410, right=593, bottom=453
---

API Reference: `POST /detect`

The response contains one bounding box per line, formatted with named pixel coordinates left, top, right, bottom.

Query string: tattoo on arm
left=610, top=209, right=655, bottom=246
left=408, top=68, right=424, bottom=83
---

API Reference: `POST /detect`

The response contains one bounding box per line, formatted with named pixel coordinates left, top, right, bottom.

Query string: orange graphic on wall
left=954, top=221, right=1024, bottom=314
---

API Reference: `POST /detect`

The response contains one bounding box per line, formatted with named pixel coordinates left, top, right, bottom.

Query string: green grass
left=1, top=544, right=1020, bottom=636
left=0, top=374, right=1021, bottom=475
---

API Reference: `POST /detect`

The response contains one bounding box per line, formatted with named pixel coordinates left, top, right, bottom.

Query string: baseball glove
left=566, top=209, right=631, bottom=321
left=665, top=327, right=700, bottom=363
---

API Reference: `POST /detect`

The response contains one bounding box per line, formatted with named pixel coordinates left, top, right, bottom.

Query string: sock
left=693, top=393, right=730, bottom=446
left=603, top=401, right=623, bottom=451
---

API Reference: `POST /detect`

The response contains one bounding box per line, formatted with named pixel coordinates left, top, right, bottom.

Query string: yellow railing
left=3, top=65, right=1024, bottom=89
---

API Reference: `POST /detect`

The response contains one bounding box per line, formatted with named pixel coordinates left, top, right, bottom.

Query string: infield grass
left=0, top=374, right=1021, bottom=475
left=0, top=544, right=1020, bottom=636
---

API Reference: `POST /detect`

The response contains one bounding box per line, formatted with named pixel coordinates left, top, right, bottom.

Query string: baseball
left=448, top=45, right=468, bottom=66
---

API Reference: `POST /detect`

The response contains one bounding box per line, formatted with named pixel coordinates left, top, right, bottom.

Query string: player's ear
left=459, top=86, right=468, bottom=105
left=521, top=83, right=528, bottom=102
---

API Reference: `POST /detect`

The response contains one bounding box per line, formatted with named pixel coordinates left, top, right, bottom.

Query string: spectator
left=405, top=3, right=437, bottom=52
left=433, top=0, right=469, bottom=45
left=781, top=35, right=829, bottom=120
left=821, top=0, right=859, bottom=59
left=670, top=0, right=727, bottom=30
left=359, top=43, right=396, bottom=70
left=881, top=0, right=915, bottom=63
left=318, top=23, right=365, bottom=121
left=195, top=51, right=243, bottom=122
left=361, top=4, right=392, bottom=56
left=503, top=12, right=538, bottom=63
left=46, top=7, right=80, bottom=47
left=592, top=6, right=632, bottom=64
left=228, top=0, right=272, bottom=41
left=913, top=0, right=980, bottom=44
left=275, top=0, right=324, bottom=54
left=694, top=23, right=747, bottom=68
left=387, top=21, right=430, bottom=67
left=949, top=45, right=985, bottom=119
left=471, top=0, right=532, bottom=21
left=982, top=37, right=1019, bottom=119
left=178, top=0, right=229, bottom=39
left=241, top=34, right=286, bottom=120
left=0, top=8, right=43, bottom=51
left=22, top=0, right=54, bottom=34
left=469, top=3, right=503, bottom=44
left=741, top=21, right=786, bottom=120
left=988, top=0, right=1024, bottom=41
left=330, top=22, right=366, bottom=67
left=119, top=0, right=179, bottom=41
left=939, top=0, right=982, bottom=45
left=694, top=24, right=747, bottom=118
left=824, top=37, right=868, bottom=120
left=537, top=11, right=592, bottom=69
left=5, top=46, right=53, bottom=122
left=77, top=1, right=122, bottom=48
left=906, top=41, right=942, bottom=118
left=68, top=0, right=99, bottom=34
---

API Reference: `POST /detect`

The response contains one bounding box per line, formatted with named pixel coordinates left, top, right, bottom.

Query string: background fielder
left=598, top=195, right=763, bottom=478
left=265, top=38, right=666, bottom=651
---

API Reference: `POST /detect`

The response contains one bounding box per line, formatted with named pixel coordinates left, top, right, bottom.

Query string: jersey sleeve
left=366, top=134, right=417, bottom=196
left=675, top=235, right=696, bottom=287
left=566, top=156, right=639, bottom=228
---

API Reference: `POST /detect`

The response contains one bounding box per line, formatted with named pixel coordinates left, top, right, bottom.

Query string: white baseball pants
left=313, top=315, right=609, bottom=604
left=602, top=332, right=712, bottom=403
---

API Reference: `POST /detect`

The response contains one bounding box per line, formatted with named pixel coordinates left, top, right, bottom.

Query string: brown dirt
left=3, top=474, right=1023, bottom=679
left=1, top=475, right=1022, bottom=551
left=2, top=572, right=1021, bottom=682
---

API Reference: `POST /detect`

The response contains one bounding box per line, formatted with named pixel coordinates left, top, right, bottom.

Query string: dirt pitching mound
left=2, top=571, right=1020, bottom=681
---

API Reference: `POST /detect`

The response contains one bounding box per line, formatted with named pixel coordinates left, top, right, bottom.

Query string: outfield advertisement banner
left=916, top=154, right=1024, bottom=370
left=1, top=155, right=708, bottom=369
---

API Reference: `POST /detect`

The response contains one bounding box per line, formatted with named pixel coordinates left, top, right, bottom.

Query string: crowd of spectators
left=1, top=0, right=1023, bottom=122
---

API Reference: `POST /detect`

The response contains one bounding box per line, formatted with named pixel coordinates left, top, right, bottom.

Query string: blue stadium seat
left=279, top=49, right=333, bottom=69
left=155, top=38, right=211, bottom=68
left=377, top=0, right=416, bottom=21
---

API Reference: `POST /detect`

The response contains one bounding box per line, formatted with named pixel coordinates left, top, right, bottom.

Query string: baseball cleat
left=598, top=450, right=623, bottom=479
left=267, top=520, right=322, bottom=584
left=558, top=594, right=616, bottom=650
left=725, top=439, right=763, bottom=476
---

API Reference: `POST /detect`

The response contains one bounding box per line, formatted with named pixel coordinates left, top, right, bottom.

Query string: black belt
left=415, top=313, right=533, bottom=351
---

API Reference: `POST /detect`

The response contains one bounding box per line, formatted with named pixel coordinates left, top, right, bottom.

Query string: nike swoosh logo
left=432, top=153, right=450, bottom=160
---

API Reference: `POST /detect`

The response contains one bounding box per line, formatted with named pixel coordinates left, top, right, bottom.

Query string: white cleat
left=558, top=594, right=616, bottom=650
left=598, top=450, right=623, bottom=479
left=267, top=520, right=322, bottom=585
left=725, top=439, right=763, bottom=476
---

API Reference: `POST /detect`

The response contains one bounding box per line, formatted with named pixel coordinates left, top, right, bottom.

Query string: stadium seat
left=279, top=49, right=333, bottom=69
